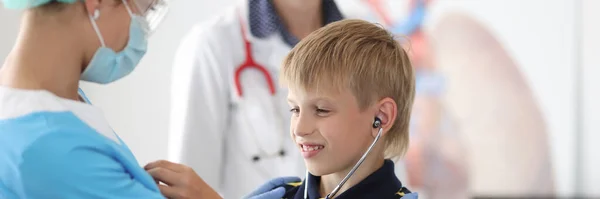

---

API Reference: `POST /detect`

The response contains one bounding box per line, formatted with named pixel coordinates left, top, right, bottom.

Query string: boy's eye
left=316, top=109, right=329, bottom=113
left=316, top=108, right=330, bottom=115
left=289, top=107, right=300, bottom=114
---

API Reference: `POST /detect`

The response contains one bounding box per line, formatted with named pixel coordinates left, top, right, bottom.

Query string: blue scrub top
left=0, top=86, right=165, bottom=199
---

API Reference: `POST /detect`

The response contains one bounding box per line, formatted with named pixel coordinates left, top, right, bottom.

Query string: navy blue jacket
left=281, top=160, right=416, bottom=199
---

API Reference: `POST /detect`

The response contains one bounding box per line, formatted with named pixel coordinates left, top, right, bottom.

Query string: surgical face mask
left=80, top=0, right=149, bottom=84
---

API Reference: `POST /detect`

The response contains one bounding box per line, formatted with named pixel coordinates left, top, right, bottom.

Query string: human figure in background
left=167, top=0, right=343, bottom=198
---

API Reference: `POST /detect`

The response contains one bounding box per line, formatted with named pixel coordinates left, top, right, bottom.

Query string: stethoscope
left=304, top=117, right=384, bottom=199
left=234, top=11, right=288, bottom=165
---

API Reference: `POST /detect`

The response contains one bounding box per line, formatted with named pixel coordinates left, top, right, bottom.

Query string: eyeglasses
left=131, top=0, right=169, bottom=34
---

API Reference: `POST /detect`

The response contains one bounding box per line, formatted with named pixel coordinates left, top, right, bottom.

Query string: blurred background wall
left=1, top=0, right=598, bottom=197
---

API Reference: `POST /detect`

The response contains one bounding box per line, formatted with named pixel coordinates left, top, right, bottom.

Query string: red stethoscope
left=234, top=13, right=276, bottom=97
left=234, top=12, right=287, bottom=166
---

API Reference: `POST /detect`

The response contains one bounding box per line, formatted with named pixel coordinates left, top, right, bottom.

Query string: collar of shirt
left=293, top=159, right=412, bottom=199
left=248, top=0, right=344, bottom=47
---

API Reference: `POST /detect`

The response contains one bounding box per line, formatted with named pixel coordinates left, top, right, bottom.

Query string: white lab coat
left=168, top=3, right=305, bottom=199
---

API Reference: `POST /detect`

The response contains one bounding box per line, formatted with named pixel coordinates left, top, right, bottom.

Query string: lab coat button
left=252, top=155, right=261, bottom=162
left=279, top=150, right=286, bottom=157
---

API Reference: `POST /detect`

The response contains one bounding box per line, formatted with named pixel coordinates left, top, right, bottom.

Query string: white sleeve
left=168, top=25, right=230, bottom=192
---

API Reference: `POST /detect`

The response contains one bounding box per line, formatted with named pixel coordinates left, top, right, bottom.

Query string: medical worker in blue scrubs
left=0, top=0, right=296, bottom=198
left=0, top=0, right=231, bottom=198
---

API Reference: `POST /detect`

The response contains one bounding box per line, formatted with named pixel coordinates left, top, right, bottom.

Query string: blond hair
left=280, top=19, right=415, bottom=158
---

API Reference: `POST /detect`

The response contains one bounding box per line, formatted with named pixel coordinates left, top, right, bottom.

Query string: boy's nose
left=293, top=115, right=315, bottom=137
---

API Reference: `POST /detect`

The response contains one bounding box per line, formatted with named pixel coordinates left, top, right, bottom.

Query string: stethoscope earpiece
left=373, top=117, right=382, bottom=128
left=93, top=10, right=100, bottom=20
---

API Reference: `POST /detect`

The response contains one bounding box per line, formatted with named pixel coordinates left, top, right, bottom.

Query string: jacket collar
left=295, top=159, right=411, bottom=198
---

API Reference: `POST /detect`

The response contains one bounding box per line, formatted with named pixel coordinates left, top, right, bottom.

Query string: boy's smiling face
left=287, top=87, right=377, bottom=176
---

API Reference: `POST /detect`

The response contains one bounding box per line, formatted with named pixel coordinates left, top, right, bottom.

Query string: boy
left=275, top=19, right=418, bottom=198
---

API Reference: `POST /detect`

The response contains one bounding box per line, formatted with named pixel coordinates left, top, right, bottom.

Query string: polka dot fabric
left=248, top=0, right=344, bottom=47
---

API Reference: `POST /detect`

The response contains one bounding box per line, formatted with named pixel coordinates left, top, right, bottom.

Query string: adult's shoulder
left=178, top=6, right=241, bottom=53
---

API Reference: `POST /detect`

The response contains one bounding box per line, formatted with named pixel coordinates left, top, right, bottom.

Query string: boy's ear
left=374, top=97, right=397, bottom=137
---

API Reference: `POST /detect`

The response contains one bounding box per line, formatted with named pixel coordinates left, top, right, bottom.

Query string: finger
left=145, top=160, right=187, bottom=172
left=247, top=187, right=286, bottom=199
left=147, top=167, right=181, bottom=186
left=157, top=184, right=182, bottom=199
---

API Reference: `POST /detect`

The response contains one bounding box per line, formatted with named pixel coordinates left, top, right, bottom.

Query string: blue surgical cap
left=1, top=0, right=77, bottom=9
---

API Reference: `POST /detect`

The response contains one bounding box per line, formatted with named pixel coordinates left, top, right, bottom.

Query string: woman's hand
left=144, top=160, right=222, bottom=199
